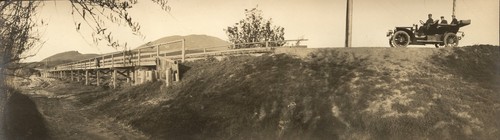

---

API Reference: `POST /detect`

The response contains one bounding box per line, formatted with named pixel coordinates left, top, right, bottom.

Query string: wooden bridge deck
left=43, top=39, right=307, bottom=88
left=50, top=46, right=273, bottom=72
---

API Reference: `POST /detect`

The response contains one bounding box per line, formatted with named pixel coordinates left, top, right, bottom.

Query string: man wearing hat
left=425, top=14, right=434, bottom=25
left=450, top=15, right=459, bottom=25
left=418, top=14, right=435, bottom=36
left=440, top=16, right=448, bottom=24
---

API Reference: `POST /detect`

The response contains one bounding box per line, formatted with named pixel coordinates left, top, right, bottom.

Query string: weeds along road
left=23, top=78, right=148, bottom=140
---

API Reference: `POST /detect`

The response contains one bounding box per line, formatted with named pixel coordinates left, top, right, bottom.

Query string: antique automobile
left=387, top=19, right=471, bottom=48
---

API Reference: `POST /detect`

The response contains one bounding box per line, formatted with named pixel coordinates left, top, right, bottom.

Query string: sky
left=24, top=0, right=499, bottom=62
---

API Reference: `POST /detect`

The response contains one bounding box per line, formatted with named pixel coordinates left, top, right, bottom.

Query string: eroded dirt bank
left=0, top=87, right=48, bottom=140
left=2, top=76, right=147, bottom=140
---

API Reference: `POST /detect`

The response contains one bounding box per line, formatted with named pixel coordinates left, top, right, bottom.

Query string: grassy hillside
left=48, top=45, right=500, bottom=139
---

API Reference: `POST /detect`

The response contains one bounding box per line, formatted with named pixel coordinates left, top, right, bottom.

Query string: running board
left=416, top=40, right=443, bottom=43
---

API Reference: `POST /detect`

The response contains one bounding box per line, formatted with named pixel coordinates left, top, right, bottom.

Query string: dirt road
left=27, top=88, right=148, bottom=140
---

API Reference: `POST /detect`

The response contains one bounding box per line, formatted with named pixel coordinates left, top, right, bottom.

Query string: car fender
left=394, top=28, right=415, bottom=42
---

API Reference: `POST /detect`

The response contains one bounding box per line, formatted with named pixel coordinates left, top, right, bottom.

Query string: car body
left=387, top=19, right=471, bottom=48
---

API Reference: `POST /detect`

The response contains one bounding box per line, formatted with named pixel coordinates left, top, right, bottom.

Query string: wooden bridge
left=42, top=39, right=307, bottom=88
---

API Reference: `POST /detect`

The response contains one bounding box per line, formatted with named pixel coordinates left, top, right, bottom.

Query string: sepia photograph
left=1, top=0, right=499, bottom=139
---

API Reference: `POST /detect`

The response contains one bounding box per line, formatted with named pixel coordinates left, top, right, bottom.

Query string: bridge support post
left=85, top=70, right=89, bottom=85
left=77, top=71, right=80, bottom=82
left=113, top=69, right=117, bottom=89
left=166, top=68, right=171, bottom=86
left=70, top=71, right=73, bottom=81
left=126, top=70, right=130, bottom=83
left=96, top=70, right=100, bottom=86
left=174, top=70, right=179, bottom=82
left=131, top=69, right=135, bottom=85
left=182, top=39, right=185, bottom=62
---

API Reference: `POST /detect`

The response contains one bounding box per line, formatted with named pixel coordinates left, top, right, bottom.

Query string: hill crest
left=41, top=51, right=99, bottom=62
left=135, top=34, right=231, bottom=51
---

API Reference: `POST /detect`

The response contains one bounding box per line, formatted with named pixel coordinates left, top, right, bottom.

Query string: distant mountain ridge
left=41, top=51, right=99, bottom=62
left=135, top=34, right=231, bottom=51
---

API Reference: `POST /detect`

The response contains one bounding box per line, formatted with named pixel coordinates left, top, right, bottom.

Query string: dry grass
left=44, top=45, right=500, bottom=139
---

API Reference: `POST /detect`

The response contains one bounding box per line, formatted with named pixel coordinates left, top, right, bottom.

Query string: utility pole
left=345, top=0, right=353, bottom=48
left=452, top=0, right=456, bottom=16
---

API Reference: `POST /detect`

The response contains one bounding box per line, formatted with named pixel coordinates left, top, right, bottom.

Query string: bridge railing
left=51, top=39, right=307, bottom=71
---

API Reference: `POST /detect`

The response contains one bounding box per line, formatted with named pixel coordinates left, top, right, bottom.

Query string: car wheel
left=444, top=33, right=459, bottom=47
left=391, top=31, right=410, bottom=47
left=389, top=36, right=395, bottom=47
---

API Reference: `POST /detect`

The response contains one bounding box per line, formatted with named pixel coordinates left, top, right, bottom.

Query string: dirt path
left=29, top=90, right=148, bottom=140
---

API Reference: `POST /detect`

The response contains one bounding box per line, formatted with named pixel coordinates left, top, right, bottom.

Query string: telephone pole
left=345, top=0, right=353, bottom=48
left=452, top=0, right=456, bottom=16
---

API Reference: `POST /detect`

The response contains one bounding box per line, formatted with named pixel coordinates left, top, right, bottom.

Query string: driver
left=418, top=14, right=434, bottom=36
left=424, top=14, right=434, bottom=25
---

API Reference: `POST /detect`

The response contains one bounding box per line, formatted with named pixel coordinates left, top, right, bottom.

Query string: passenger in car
left=450, top=15, right=459, bottom=25
left=440, top=16, right=448, bottom=24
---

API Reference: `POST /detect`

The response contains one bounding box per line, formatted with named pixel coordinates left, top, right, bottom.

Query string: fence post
left=123, top=51, right=126, bottom=67
left=111, top=54, right=114, bottom=68
left=156, top=45, right=160, bottom=58
left=138, top=49, right=141, bottom=66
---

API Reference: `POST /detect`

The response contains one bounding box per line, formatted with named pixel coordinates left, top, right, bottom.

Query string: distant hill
left=41, top=51, right=99, bottom=62
left=135, top=34, right=231, bottom=51
left=37, top=51, right=99, bottom=68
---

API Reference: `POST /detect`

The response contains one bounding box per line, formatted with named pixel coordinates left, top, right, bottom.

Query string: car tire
left=391, top=31, right=410, bottom=47
left=389, top=36, right=395, bottom=47
left=444, top=33, right=459, bottom=47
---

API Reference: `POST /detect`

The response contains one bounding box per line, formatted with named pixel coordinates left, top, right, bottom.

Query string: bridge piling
left=77, top=71, right=80, bottom=82
left=85, top=70, right=89, bottom=85
left=131, top=70, right=135, bottom=85
left=96, top=70, right=100, bottom=86
left=113, top=69, right=117, bottom=89
left=166, top=68, right=171, bottom=86
left=126, top=70, right=130, bottom=83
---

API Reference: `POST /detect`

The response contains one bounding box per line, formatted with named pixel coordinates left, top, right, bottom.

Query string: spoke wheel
left=391, top=31, right=410, bottom=47
left=444, top=33, right=459, bottom=47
